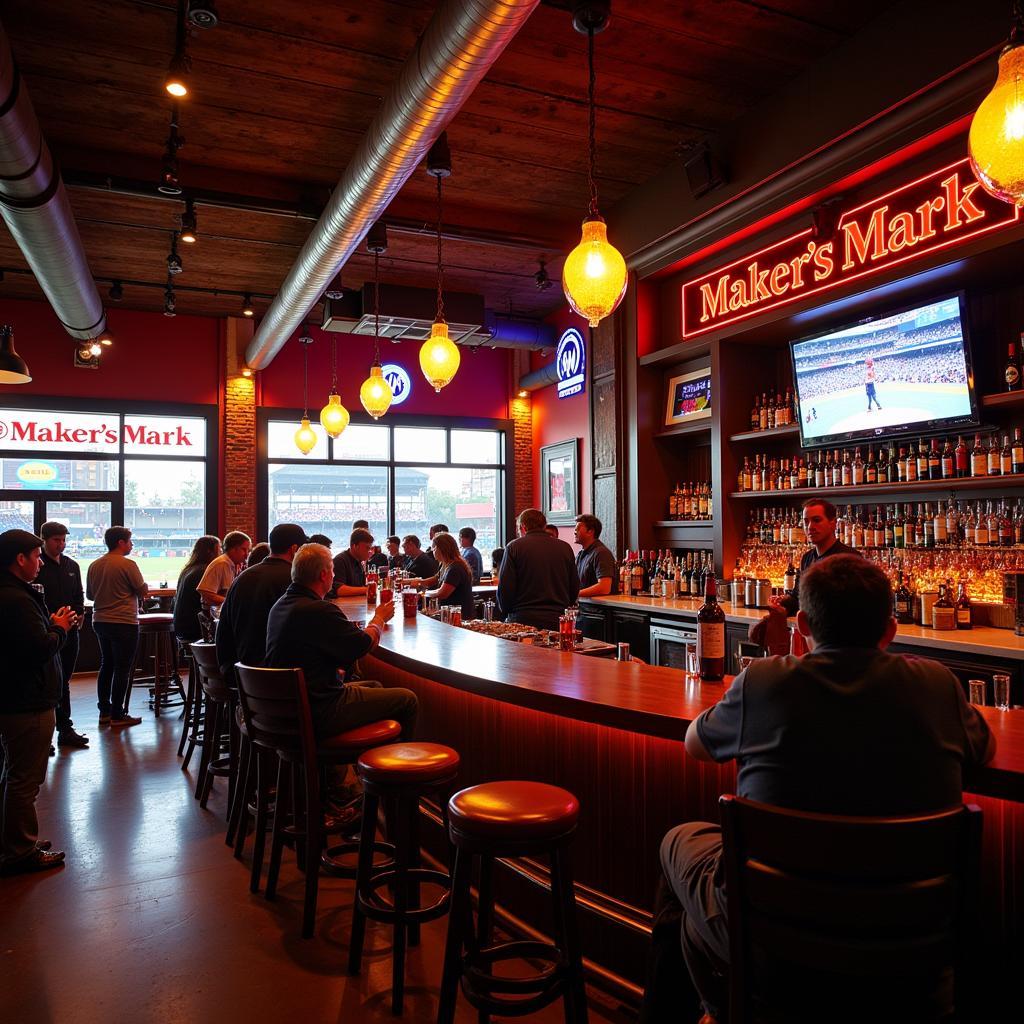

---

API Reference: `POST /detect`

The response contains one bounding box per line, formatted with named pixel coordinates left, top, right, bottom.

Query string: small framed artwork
left=540, top=438, right=579, bottom=526
left=665, top=366, right=712, bottom=427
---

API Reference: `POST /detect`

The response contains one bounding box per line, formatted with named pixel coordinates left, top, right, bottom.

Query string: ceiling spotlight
left=241, top=293, right=254, bottom=317
left=241, top=366, right=253, bottom=378
left=97, top=326, right=114, bottom=346
left=164, top=277, right=176, bottom=317
left=108, top=279, right=123, bottom=301
left=324, top=272, right=344, bottom=301
left=180, top=197, right=197, bottom=243
left=88, top=341, right=102, bottom=357
left=100, top=337, right=113, bottom=347
left=518, top=389, right=529, bottom=398
left=157, top=106, right=185, bottom=195
left=167, top=233, right=183, bottom=275
left=187, top=0, right=219, bottom=29
left=534, top=256, right=553, bottom=291
left=164, top=0, right=192, bottom=98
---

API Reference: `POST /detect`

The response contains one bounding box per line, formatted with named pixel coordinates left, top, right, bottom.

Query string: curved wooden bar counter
left=334, top=598, right=1024, bottom=1001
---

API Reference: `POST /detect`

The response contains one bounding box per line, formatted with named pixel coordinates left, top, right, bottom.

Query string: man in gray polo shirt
left=573, top=513, right=617, bottom=598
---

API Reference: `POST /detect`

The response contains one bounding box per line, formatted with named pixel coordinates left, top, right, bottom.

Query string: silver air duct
left=0, top=25, right=105, bottom=340
left=244, top=0, right=540, bottom=370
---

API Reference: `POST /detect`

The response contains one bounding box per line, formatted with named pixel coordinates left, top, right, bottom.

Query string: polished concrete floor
left=0, top=676, right=633, bottom=1024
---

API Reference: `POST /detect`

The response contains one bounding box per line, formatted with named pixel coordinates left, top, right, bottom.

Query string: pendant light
left=561, top=2, right=627, bottom=327
left=319, top=333, right=350, bottom=438
left=360, top=222, right=394, bottom=420
left=294, top=331, right=318, bottom=455
left=419, top=134, right=461, bottom=393
left=164, top=0, right=191, bottom=99
left=0, top=325, right=31, bottom=384
left=969, top=1, right=1024, bottom=206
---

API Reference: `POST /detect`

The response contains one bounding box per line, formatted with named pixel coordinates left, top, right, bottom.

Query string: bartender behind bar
left=749, top=498, right=859, bottom=655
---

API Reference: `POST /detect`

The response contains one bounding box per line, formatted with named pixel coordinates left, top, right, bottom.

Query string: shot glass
left=993, top=673, right=1011, bottom=711
left=684, top=642, right=699, bottom=679
left=968, top=679, right=987, bottom=706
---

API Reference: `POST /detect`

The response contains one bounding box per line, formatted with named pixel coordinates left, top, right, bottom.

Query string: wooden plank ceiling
left=0, top=0, right=896, bottom=326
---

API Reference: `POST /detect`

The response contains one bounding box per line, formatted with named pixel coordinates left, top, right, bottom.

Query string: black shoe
left=109, top=714, right=143, bottom=727
left=57, top=729, right=90, bottom=748
left=0, top=848, right=65, bottom=876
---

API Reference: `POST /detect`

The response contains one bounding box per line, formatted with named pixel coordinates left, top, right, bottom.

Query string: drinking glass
left=684, top=642, right=699, bottom=679
left=738, top=656, right=756, bottom=672
left=968, top=679, right=987, bottom=706
left=993, top=673, right=1011, bottom=711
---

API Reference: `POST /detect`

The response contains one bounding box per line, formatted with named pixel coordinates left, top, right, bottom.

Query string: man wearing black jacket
left=0, top=529, right=76, bottom=875
left=37, top=521, right=88, bottom=749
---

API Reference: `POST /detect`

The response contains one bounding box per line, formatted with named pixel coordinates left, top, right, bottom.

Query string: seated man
left=402, top=534, right=438, bottom=579
left=197, top=530, right=251, bottom=608
left=330, top=528, right=373, bottom=598
left=383, top=535, right=404, bottom=571
left=642, top=555, right=995, bottom=1024
left=458, top=527, right=483, bottom=584
left=265, top=544, right=417, bottom=740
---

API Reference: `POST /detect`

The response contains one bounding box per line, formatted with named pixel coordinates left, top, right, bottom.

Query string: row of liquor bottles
left=749, top=389, right=797, bottom=431
left=666, top=481, right=712, bottom=521
left=736, top=430, right=1024, bottom=492
left=746, top=500, right=1024, bottom=550
left=619, top=549, right=716, bottom=597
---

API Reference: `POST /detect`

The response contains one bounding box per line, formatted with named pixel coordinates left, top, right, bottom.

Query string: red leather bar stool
left=130, top=613, right=185, bottom=716
left=348, top=742, right=461, bottom=1015
left=437, top=781, right=588, bottom=1024
left=234, top=664, right=402, bottom=938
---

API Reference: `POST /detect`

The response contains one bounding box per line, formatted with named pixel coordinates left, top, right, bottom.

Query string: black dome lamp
left=0, top=324, right=31, bottom=384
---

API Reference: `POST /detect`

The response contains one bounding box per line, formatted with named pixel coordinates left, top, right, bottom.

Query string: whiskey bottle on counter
left=932, top=582, right=956, bottom=631
left=894, top=569, right=914, bottom=624
left=697, top=574, right=726, bottom=681
left=955, top=580, right=972, bottom=630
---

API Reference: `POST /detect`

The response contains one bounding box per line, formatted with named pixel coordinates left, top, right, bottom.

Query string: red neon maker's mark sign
left=681, top=159, right=1020, bottom=339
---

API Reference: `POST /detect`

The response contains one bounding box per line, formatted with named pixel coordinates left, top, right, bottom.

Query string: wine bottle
left=1006, top=339, right=1021, bottom=392
left=697, top=574, right=726, bottom=681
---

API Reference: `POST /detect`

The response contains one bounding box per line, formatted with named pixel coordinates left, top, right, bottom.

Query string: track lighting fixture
left=164, top=276, right=176, bottom=317
left=164, top=1, right=192, bottom=99
left=534, top=257, right=553, bottom=291
left=158, top=106, right=185, bottom=195
left=167, top=233, right=183, bottom=275
left=108, top=280, right=123, bottom=301
left=180, top=197, right=197, bottom=243
left=187, top=0, right=219, bottom=29
left=241, top=293, right=254, bottom=317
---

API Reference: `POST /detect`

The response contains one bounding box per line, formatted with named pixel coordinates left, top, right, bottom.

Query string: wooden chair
left=719, top=795, right=982, bottom=1024
left=189, top=642, right=234, bottom=810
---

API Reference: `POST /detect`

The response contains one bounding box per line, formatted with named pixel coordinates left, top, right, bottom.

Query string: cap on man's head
left=0, top=529, right=43, bottom=567
left=268, top=523, right=309, bottom=554
left=40, top=521, right=70, bottom=540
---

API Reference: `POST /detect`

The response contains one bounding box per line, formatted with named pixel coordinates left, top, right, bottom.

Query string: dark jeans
left=94, top=622, right=140, bottom=716
left=314, top=680, right=419, bottom=741
left=641, top=822, right=730, bottom=1022
left=0, top=709, right=55, bottom=865
left=55, top=629, right=80, bottom=734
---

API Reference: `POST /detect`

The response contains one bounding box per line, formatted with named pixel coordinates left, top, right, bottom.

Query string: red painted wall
left=0, top=297, right=220, bottom=405
left=530, top=307, right=591, bottom=543
left=258, top=324, right=513, bottom=421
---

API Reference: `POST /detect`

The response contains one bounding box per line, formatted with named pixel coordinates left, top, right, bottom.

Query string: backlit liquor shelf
left=729, top=472, right=1024, bottom=500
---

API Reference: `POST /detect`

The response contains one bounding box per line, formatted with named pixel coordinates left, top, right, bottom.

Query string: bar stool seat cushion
left=139, top=613, right=175, bottom=630
left=449, top=781, right=579, bottom=841
left=317, top=718, right=402, bottom=758
left=358, top=742, right=460, bottom=785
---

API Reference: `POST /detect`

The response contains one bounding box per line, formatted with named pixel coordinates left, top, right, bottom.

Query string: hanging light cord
left=435, top=173, right=446, bottom=324
left=302, top=340, right=309, bottom=417
left=373, top=249, right=382, bottom=365
left=587, top=25, right=599, bottom=219
left=330, top=334, right=338, bottom=391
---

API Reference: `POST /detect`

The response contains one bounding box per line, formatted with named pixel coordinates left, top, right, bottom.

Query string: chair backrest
left=233, top=663, right=319, bottom=777
left=188, top=642, right=232, bottom=703
left=719, top=794, right=982, bottom=1024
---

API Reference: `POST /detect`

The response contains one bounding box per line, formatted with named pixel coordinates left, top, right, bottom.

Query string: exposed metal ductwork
left=480, top=312, right=556, bottom=351
left=244, top=0, right=540, bottom=370
left=0, top=24, right=105, bottom=340
left=518, top=361, right=559, bottom=391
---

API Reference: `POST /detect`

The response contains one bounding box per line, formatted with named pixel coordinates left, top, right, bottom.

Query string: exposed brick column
left=223, top=317, right=257, bottom=540
left=511, top=393, right=533, bottom=521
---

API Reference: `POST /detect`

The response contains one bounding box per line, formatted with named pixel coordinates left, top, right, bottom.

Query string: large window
left=263, top=415, right=509, bottom=552
left=0, top=401, right=214, bottom=584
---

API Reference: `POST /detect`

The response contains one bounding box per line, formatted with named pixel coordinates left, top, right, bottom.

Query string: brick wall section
left=511, top=394, right=533, bottom=524
left=223, top=319, right=258, bottom=540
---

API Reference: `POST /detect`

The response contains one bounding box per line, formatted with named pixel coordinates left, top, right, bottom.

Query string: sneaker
left=57, top=729, right=90, bottom=748
left=109, top=714, right=143, bottom=727
left=0, top=848, right=65, bottom=875
left=98, top=713, right=111, bottom=725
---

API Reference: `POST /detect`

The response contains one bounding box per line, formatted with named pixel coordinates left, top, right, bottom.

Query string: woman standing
left=425, top=532, right=476, bottom=621
left=173, top=536, right=221, bottom=644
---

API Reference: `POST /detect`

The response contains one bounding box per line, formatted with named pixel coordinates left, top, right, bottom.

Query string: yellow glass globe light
left=360, top=363, right=393, bottom=420
left=562, top=215, right=628, bottom=327
left=319, top=391, right=350, bottom=438
left=419, top=320, right=461, bottom=393
left=969, top=42, right=1024, bottom=206
left=294, top=416, right=317, bottom=455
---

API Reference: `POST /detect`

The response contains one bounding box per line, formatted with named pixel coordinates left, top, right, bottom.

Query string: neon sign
left=681, top=158, right=1020, bottom=339
left=556, top=328, right=586, bottom=400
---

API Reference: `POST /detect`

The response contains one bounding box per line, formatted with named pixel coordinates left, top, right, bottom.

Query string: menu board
left=665, top=368, right=712, bottom=426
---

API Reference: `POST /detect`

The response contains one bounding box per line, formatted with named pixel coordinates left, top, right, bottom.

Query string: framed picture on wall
left=665, top=366, right=712, bottom=427
left=540, top=438, right=579, bottom=526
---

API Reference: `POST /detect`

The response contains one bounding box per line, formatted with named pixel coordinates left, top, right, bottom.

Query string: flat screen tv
left=789, top=293, right=979, bottom=449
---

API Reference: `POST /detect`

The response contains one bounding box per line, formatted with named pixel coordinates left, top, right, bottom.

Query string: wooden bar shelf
left=653, top=420, right=712, bottom=440
left=652, top=519, right=714, bottom=548
left=728, top=423, right=801, bottom=442
left=731, top=472, right=1024, bottom=500
left=981, top=391, right=1024, bottom=409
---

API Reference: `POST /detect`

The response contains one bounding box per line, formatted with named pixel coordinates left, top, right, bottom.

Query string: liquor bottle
left=759, top=393, right=768, bottom=431
left=697, top=574, right=726, bottom=681
left=783, top=389, right=794, bottom=425
left=814, top=451, right=826, bottom=488
left=922, top=503, right=934, bottom=548
left=631, top=553, right=645, bottom=595
left=1000, top=501, right=1014, bottom=547
left=905, top=445, right=918, bottom=482
left=796, top=456, right=807, bottom=488
left=933, top=501, right=948, bottom=547
left=893, top=569, right=914, bottom=624
left=832, top=449, right=843, bottom=488
left=1002, top=435, right=1013, bottom=476
left=916, top=440, right=929, bottom=481
left=893, top=506, right=905, bottom=548
left=852, top=447, right=865, bottom=486
left=620, top=551, right=631, bottom=596
left=971, top=433, right=987, bottom=477
left=865, top=447, right=877, bottom=485
left=751, top=394, right=761, bottom=431
left=928, top=438, right=941, bottom=481
left=974, top=502, right=990, bottom=546
left=1014, top=428, right=1024, bottom=475
left=955, top=435, right=969, bottom=478
left=884, top=507, right=895, bottom=547
left=1006, top=339, right=1021, bottom=391
left=932, top=582, right=956, bottom=631
left=955, top=580, right=972, bottom=629
left=941, top=437, right=955, bottom=479
left=987, top=434, right=1002, bottom=476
